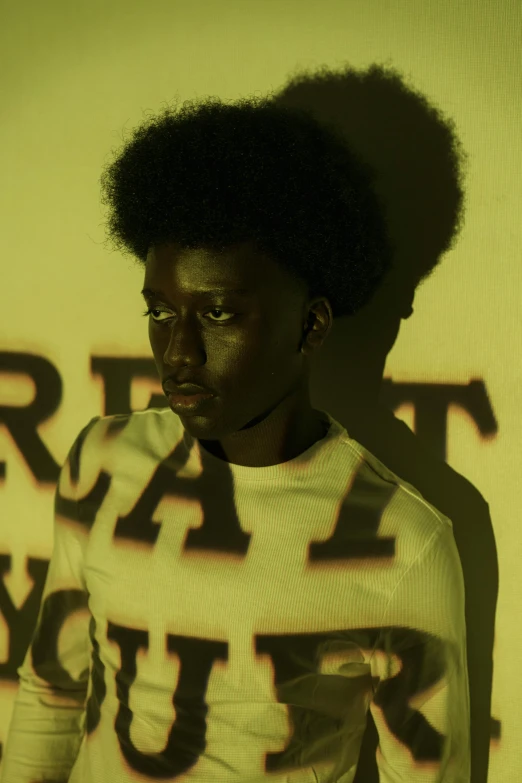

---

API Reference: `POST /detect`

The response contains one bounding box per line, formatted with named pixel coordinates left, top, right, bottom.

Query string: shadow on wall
left=271, top=61, right=498, bottom=783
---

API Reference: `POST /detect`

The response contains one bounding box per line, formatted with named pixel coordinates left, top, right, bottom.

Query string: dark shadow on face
left=144, top=241, right=333, bottom=467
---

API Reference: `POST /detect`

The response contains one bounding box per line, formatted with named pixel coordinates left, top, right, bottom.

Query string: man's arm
left=0, top=418, right=99, bottom=783
left=367, top=521, right=470, bottom=782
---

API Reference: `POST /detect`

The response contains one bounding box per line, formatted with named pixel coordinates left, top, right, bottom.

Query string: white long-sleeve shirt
left=0, top=407, right=470, bottom=782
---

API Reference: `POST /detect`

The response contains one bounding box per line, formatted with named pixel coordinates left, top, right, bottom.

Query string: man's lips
left=163, top=381, right=213, bottom=396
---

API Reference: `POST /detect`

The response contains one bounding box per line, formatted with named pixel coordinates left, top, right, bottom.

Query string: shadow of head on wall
left=272, top=62, right=497, bottom=783
left=272, top=59, right=470, bottom=426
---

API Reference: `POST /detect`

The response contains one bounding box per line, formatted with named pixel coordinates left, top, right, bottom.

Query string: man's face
left=142, top=241, right=316, bottom=443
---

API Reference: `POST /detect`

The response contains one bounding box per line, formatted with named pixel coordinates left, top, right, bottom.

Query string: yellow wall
left=0, top=1, right=520, bottom=780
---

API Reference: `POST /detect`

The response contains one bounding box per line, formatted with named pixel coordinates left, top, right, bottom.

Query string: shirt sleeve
left=368, top=520, right=470, bottom=783
left=0, top=416, right=100, bottom=783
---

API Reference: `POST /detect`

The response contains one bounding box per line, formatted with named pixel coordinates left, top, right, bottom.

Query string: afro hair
left=99, top=92, right=397, bottom=318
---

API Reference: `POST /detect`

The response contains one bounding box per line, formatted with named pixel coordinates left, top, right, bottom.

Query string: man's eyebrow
left=141, top=287, right=251, bottom=299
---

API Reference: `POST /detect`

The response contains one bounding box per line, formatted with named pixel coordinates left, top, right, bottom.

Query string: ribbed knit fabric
left=1, top=407, right=470, bottom=782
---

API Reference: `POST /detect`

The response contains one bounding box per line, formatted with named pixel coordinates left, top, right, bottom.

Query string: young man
left=1, top=94, right=469, bottom=782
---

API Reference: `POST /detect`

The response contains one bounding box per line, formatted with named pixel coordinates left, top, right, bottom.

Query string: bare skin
left=143, top=241, right=333, bottom=467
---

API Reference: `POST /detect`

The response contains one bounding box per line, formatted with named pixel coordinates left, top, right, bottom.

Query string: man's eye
left=141, top=307, right=235, bottom=323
